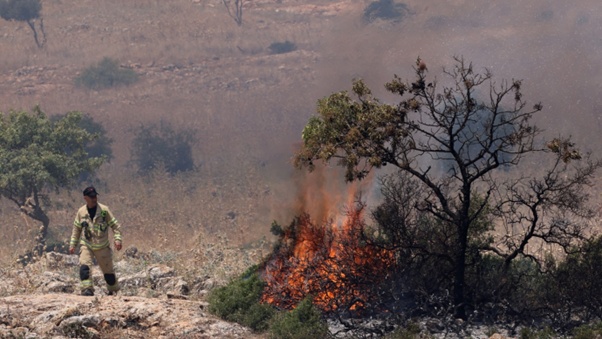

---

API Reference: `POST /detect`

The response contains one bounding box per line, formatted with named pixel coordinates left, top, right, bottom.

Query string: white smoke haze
left=0, top=0, right=601, bottom=258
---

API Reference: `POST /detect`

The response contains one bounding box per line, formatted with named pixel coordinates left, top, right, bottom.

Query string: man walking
left=69, top=186, right=123, bottom=296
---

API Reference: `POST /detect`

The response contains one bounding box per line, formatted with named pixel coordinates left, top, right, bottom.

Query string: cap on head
left=83, top=186, right=99, bottom=197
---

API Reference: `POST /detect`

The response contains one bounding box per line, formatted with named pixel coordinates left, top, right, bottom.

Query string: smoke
left=312, top=0, right=602, bottom=150
left=270, top=151, right=380, bottom=228
left=275, top=0, right=602, bottom=225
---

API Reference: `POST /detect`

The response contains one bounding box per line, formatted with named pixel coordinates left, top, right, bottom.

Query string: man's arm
left=69, top=213, right=83, bottom=254
left=106, top=208, right=123, bottom=251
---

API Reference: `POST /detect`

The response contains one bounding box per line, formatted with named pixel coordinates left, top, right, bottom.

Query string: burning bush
left=260, top=206, right=396, bottom=315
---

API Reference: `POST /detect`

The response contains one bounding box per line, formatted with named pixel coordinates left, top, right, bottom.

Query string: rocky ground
left=0, top=250, right=522, bottom=339
left=0, top=251, right=263, bottom=338
left=0, top=252, right=523, bottom=339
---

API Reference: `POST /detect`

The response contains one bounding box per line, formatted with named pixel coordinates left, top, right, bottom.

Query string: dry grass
left=1, top=0, right=602, bottom=272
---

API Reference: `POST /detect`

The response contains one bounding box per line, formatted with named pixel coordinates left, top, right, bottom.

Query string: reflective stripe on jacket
left=70, top=203, right=122, bottom=251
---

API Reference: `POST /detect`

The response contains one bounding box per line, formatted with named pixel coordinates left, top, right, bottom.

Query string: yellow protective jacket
left=70, top=203, right=122, bottom=251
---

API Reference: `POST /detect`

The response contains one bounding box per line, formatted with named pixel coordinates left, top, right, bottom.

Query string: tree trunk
left=20, top=194, right=50, bottom=257
left=453, top=221, right=469, bottom=319
left=31, top=205, right=50, bottom=257
left=26, top=18, right=46, bottom=48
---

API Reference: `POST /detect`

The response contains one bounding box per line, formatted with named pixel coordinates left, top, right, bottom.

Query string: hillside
left=1, top=0, right=601, bottom=259
left=1, top=0, right=602, bottom=337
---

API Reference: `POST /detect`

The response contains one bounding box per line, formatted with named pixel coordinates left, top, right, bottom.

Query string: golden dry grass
left=1, top=0, right=602, bottom=271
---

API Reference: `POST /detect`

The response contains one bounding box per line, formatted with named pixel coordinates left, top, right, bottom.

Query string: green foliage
left=0, top=107, right=105, bottom=202
left=548, top=235, right=602, bottom=317
left=0, top=107, right=105, bottom=257
left=207, top=266, right=275, bottom=332
left=75, top=57, right=139, bottom=90
left=572, top=322, right=602, bottom=339
left=268, top=297, right=330, bottom=339
left=519, top=326, right=557, bottom=339
left=0, top=0, right=41, bottom=21
left=268, top=40, right=297, bottom=55
left=50, top=112, right=113, bottom=181
left=130, top=121, right=196, bottom=175
left=74, top=114, right=113, bottom=161
left=298, top=78, right=401, bottom=181
left=363, top=0, right=409, bottom=23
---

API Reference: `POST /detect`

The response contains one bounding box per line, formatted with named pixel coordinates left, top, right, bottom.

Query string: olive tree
left=0, top=0, right=45, bottom=48
left=294, top=57, right=601, bottom=319
left=0, top=107, right=106, bottom=257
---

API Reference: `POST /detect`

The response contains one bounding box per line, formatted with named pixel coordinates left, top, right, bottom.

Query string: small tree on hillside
left=0, top=0, right=45, bottom=48
left=0, top=107, right=106, bottom=258
left=294, top=57, right=602, bottom=319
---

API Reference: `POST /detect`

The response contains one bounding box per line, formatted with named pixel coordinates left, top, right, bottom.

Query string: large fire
left=260, top=184, right=396, bottom=313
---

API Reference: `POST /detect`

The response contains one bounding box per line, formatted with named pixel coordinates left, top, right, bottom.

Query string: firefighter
left=69, top=186, right=123, bottom=296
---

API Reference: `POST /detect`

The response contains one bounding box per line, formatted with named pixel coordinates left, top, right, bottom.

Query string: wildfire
left=260, top=198, right=395, bottom=313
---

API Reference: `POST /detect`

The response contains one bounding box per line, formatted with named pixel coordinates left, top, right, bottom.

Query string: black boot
left=81, top=289, right=94, bottom=296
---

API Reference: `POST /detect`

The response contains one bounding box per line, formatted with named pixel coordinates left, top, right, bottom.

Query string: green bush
left=130, top=121, right=196, bottom=175
left=363, top=0, right=409, bottom=23
left=572, top=322, right=602, bottom=339
left=545, top=235, right=602, bottom=320
left=519, top=326, right=557, bottom=339
left=268, top=297, right=330, bottom=339
left=268, top=40, right=297, bottom=55
left=207, top=266, right=276, bottom=332
left=75, top=57, right=139, bottom=90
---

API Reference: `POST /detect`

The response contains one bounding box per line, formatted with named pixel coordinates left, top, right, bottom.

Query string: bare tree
left=294, top=56, right=602, bottom=319
left=222, top=0, right=244, bottom=26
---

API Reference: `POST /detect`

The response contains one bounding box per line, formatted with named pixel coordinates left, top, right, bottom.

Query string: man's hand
left=69, top=247, right=75, bottom=255
left=115, top=241, right=122, bottom=251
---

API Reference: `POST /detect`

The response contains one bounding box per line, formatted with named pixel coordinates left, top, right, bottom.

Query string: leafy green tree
left=294, top=57, right=601, bottom=319
left=0, top=0, right=45, bottom=48
left=0, top=107, right=106, bottom=257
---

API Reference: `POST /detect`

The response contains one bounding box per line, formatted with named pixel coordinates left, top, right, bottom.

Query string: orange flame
left=261, top=171, right=395, bottom=313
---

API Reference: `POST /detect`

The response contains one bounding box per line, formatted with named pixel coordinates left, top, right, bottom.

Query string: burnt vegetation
left=282, top=57, right=602, bottom=335
left=204, top=57, right=602, bottom=337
